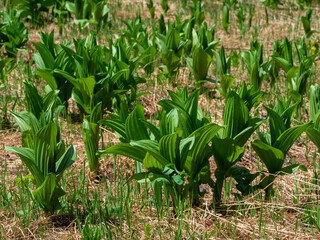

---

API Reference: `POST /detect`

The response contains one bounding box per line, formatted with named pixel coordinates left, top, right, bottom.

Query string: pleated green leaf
left=310, top=84, right=320, bottom=123
left=159, top=130, right=182, bottom=170
left=274, top=122, right=312, bottom=155
left=83, top=119, right=100, bottom=173
left=185, top=123, right=221, bottom=177
left=252, top=140, right=284, bottom=173
left=307, top=127, right=320, bottom=149
left=212, top=137, right=245, bottom=174
left=100, top=143, right=146, bottom=162
left=33, top=173, right=65, bottom=214
left=280, top=164, right=307, bottom=175
left=33, top=42, right=55, bottom=69
left=4, top=146, right=43, bottom=186
left=34, top=122, right=58, bottom=177
left=99, top=119, right=127, bottom=141
left=222, top=91, right=249, bottom=139
left=55, top=145, right=76, bottom=176
left=131, top=140, right=169, bottom=167
left=266, top=107, right=285, bottom=145
left=24, top=82, right=44, bottom=120
left=192, top=44, right=212, bottom=81
left=125, top=102, right=149, bottom=140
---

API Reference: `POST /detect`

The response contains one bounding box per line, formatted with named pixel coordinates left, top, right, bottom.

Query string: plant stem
left=265, top=175, right=276, bottom=201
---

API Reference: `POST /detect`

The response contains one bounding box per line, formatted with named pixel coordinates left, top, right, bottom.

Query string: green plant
left=222, top=3, right=230, bottom=32
left=102, top=86, right=209, bottom=142
left=11, top=82, right=61, bottom=148
left=241, top=41, right=268, bottom=91
left=213, top=46, right=236, bottom=97
left=0, top=84, right=18, bottom=129
left=252, top=101, right=311, bottom=200
left=53, top=0, right=70, bottom=35
left=134, top=32, right=157, bottom=77
left=191, top=23, right=220, bottom=56
left=0, top=57, right=15, bottom=83
left=5, top=122, right=76, bottom=214
left=309, top=84, right=320, bottom=123
left=272, top=37, right=316, bottom=102
left=186, top=44, right=212, bottom=87
left=102, top=123, right=221, bottom=206
left=156, top=86, right=210, bottom=137
left=306, top=84, right=320, bottom=150
left=236, top=4, right=247, bottom=32
left=190, top=0, right=205, bottom=26
left=82, top=102, right=102, bottom=174
left=301, top=8, right=319, bottom=38
left=156, top=28, right=189, bottom=79
left=238, top=81, right=264, bottom=111
left=82, top=214, right=101, bottom=239
left=66, top=0, right=109, bottom=31
left=147, top=0, right=155, bottom=19
left=10, top=0, right=55, bottom=25
left=161, top=0, right=169, bottom=14
left=211, top=91, right=264, bottom=203
left=0, top=10, right=28, bottom=58
left=260, top=0, right=282, bottom=9
left=100, top=102, right=149, bottom=143
left=248, top=4, right=255, bottom=29
left=214, top=46, right=231, bottom=76
left=34, top=31, right=145, bottom=113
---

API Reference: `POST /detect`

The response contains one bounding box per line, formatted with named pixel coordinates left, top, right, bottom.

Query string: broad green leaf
left=99, top=119, right=127, bottom=141
left=77, top=76, right=96, bottom=104
left=272, top=56, right=292, bottom=73
left=280, top=164, right=307, bottom=175
left=34, top=123, right=58, bottom=177
left=90, top=102, right=102, bottom=124
left=234, top=118, right=265, bottom=146
left=166, top=28, right=180, bottom=51
left=24, top=82, right=44, bottom=120
left=4, top=146, right=44, bottom=186
left=11, top=111, right=32, bottom=132
left=131, top=140, right=169, bottom=167
left=266, top=107, right=285, bottom=145
left=159, top=130, right=182, bottom=170
left=36, top=69, right=57, bottom=90
left=33, top=173, right=65, bottom=213
left=125, top=102, right=149, bottom=140
left=310, top=84, right=320, bottom=122
left=83, top=119, right=100, bottom=173
left=192, top=45, right=212, bottom=81
left=141, top=120, right=161, bottom=141
left=212, top=137, right=245, bottom=174
left=223, top=91, right=249, bottom=139
left=185, top=123, right=221, bottom=177
left=100, top=143, right=146, bottom=162
left=161, top=50, right=180, bottom=73
left=55, top=145, right=76, bottom=176
left=307, top=127, right=320, bottom=149
left=274, top=122, right=312, bottom=155
left=185, top=89, right=200, bottom=128
left=252, top=140, right=284, bottom=173
left=219, top=74, right=235, bottom=97
left=33, top=42, right=55, bottom=69
left=143, top=152, right=165, bottom=173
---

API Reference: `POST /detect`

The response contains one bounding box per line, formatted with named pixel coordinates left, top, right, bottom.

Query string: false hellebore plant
left=307, top=84, right=320, bottom=151
left=5, top=122, right=76, bottom=214
left=100, top=86, right=220, bottom=206
left=252, top=100, right=311, bottom=200
left=211, top=91, right=264, bottom=203
left=101, top=124, right=222, bottom=207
